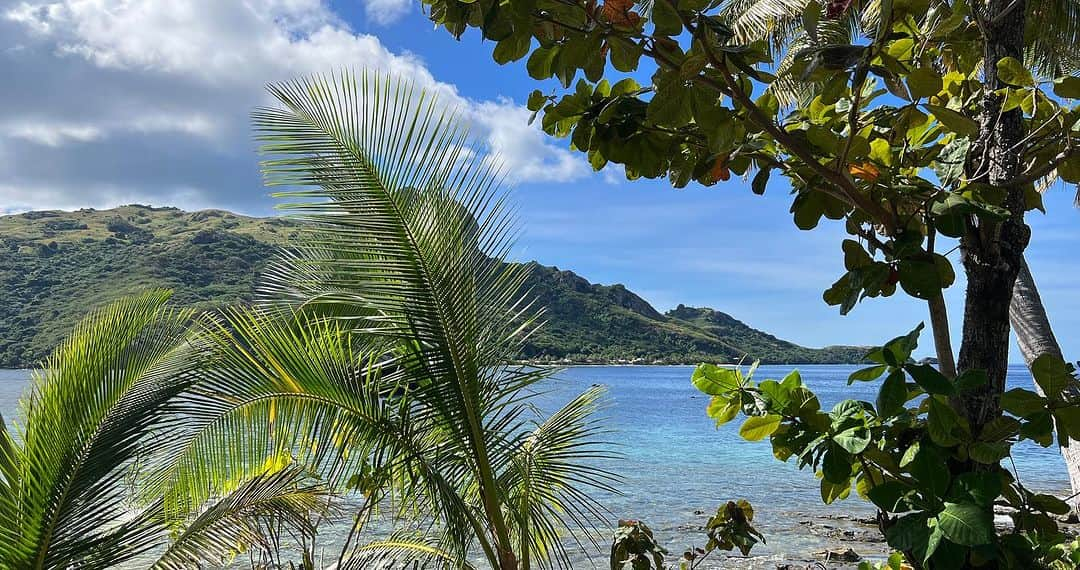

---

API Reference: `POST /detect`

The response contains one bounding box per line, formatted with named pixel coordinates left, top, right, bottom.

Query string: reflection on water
left=0, top=365, right=1068, bottom=567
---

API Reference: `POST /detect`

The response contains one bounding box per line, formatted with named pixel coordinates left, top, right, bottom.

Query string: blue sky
left=1, top=0, right=1076, bottom=359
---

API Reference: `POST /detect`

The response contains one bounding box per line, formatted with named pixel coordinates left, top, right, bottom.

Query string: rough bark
left=1009, top=256, right=1080, bottom=507
left=955, top=0, right=1031, bottom=432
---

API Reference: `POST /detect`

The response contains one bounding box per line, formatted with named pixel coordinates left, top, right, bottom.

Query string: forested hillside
left=0, top=205, right=866, bottom=367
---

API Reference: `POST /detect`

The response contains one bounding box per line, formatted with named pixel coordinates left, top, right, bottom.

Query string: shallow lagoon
left=1, top=365, right=1068, bottom=567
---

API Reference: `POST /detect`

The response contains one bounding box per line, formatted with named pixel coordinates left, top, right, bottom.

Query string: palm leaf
left=0, top=291, right=195, bottom=569
left=153, top=464, right=331, bottom=569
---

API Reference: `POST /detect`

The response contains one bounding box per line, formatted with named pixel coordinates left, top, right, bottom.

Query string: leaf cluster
left=694, top=324, right=1080, bottom=568
left=424, top=0, right=1080, bottom=316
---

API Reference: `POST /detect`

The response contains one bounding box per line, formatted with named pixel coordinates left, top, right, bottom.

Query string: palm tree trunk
left=1009, top=256, right=1080, bottom=509
left=955, top=0, right=1030, bottom=432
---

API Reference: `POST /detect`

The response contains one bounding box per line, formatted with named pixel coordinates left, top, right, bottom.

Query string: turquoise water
left=0, top=365, right=1069, bottom=567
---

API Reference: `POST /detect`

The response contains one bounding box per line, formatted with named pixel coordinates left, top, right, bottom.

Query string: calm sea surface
left=0, top=365, right=1068, bottom=567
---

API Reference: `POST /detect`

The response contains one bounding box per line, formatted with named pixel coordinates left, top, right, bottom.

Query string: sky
left=1, top=0, right=1077, bottom=360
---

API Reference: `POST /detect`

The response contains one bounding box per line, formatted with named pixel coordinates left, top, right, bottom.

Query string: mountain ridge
left=0, top=205, right=867, bottom=367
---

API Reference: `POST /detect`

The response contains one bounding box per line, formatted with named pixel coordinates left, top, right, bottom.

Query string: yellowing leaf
left=849, top=162, right=881, bottom=181
left=739, top=414, right=782, bottom=441
left=995, top=56, right=1034, bottom=87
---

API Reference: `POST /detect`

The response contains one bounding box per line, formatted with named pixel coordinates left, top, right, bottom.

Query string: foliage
left=0, top=207, right=866, bottom=368
left=608, top=501, right=764, bottom=570
left=694, top=325, right=1080, bottom=568
left=610, top=520, right=667, bottom=569
left=0, top=292, right=347, bottom=569
left=141, top=71, right=618, bottom=570
left=0, top=206, right=287, bottom=368
left=0, top=291, right=194, bottom=568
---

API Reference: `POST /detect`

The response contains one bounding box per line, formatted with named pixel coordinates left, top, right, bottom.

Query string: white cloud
left=361, top=0, right=412, bottom=26
left=472, top=100, right=589, bottom=184
left=0, top=0, right=587, bottom=212
left=9, top=121, right=103, bottom=146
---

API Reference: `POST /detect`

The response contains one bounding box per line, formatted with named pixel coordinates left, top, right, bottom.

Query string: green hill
left=0, top=205, right=866, bottom=368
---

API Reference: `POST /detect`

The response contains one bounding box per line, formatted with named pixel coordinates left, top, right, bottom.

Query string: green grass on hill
left=0, top=205, right=867, bottom=368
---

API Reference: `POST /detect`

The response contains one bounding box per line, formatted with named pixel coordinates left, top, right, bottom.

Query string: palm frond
left=250, top=70, right=548, bottom=566
left=503, top=386, right=620, bottom=569
left=1026, top=0, right=1080, bottom=78
left=339, top=532, right=481, bottom=570
left=152, top=465, right=331, bottom=569
left=0, top=290, right=195, bottom=569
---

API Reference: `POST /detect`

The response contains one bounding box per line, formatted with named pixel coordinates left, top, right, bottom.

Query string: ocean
left=0, top=365, right=1068, bottom=568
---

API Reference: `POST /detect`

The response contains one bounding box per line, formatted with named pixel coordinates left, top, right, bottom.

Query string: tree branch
left=1001, top=148, right=1078, bottom=188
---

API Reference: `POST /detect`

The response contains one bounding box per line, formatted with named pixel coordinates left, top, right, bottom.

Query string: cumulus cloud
left=0, top=0, right=586, bottom=213
left=361, top=0, right=413, bottom=26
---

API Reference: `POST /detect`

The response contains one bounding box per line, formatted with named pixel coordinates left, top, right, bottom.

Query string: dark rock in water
left=817, top=548, right=861, bottom=563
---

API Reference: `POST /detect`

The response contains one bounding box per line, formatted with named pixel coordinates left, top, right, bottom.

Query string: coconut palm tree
left=0, top=291, right=194, bottom=568
left=145, top=71, right=617, bottom=570
left=0, top=291, right=328, bottom=569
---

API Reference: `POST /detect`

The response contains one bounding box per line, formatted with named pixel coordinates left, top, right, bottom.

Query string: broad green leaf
left=829, top=399, right=867, bottom=431
left=885, top=513, right=930, bottom=551
left=877, top=370, right=908, bottom=418
left=849, top=364, right=887, bottom=384
left=995, top=56, right=1034, bottom=87
left=907, top=66, right=943, bottom=99
left=968, top=441, right=1010, bottom=464
left=905, top=363, right=955, bottom=396
left=1059, top=155, right=1080, bottom=183
left=820, top=476, right=851, bottom=504
left=739, top=414, right=782, bottom=441
left=1030, top=493, right=1071, bottom=515
left=954, top=369, right=987, bottom=392
left=706, top=395, right=740, bottom=426
left=822, top=446, right=853, bottom=483
left=1031, top=353, right=1071, bottom=399
left=751, top=166, right=771, bottom=195
left=1054, top=76, right=1080, bottom=99
left=526, top=46, right=558, bottom=79
left=897, top=256, right=954, bottom=300
left=842, top=239, right=872, bottom=271
left=925, top=104, right=979, bottom=137
left=874, top=323, right=924, bottom=365
left=692, top=363, right=742, bottom=395
left=978, top=416, right=1021, bottom=442
left=493, top=33, right=531, bottom=64
left=949, top=472, right=1000, bottom=507
left=758, top=379, right=791, bottom=414
left=927, top=397, right=966, bottom=446
left=834, top=427, right=872, bottom=454
left=867, top=480, right=907, bottom=512
left=938, top=502, right=994, bottom=546
left=651, top=0, right=682, bottom=36
left=527, top=90, right=547, bottom=112
left=1000, top=388, right=1046, bottom=418
left=1020, top=411, right=1054, bottom=446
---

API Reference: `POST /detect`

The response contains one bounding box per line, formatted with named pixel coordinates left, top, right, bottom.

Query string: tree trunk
left=1009, top=256, right=1080, bottom=508
left=955, top=0, right=1031, bottom=432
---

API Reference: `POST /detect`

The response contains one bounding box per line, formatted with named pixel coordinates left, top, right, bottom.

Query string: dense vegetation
left=423, top=0, right=1080, bottom=567
left=0, top=205, right=865, bottom=368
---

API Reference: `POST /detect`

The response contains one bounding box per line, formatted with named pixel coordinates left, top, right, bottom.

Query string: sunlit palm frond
left=150, top=306, right=485, bottom=566
left=0, top=291, right=195, bottom=569
left=249, top=70, right=552, bottom=566
left=339, top=532, right=480, bottom=570
left=503, top=386, right=619, bottom=570
left=144, top=307, right=392, bottom=518
left=1026, top=0, right=1080, bottom=78
left=152, top=465, right=331, bottom=569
